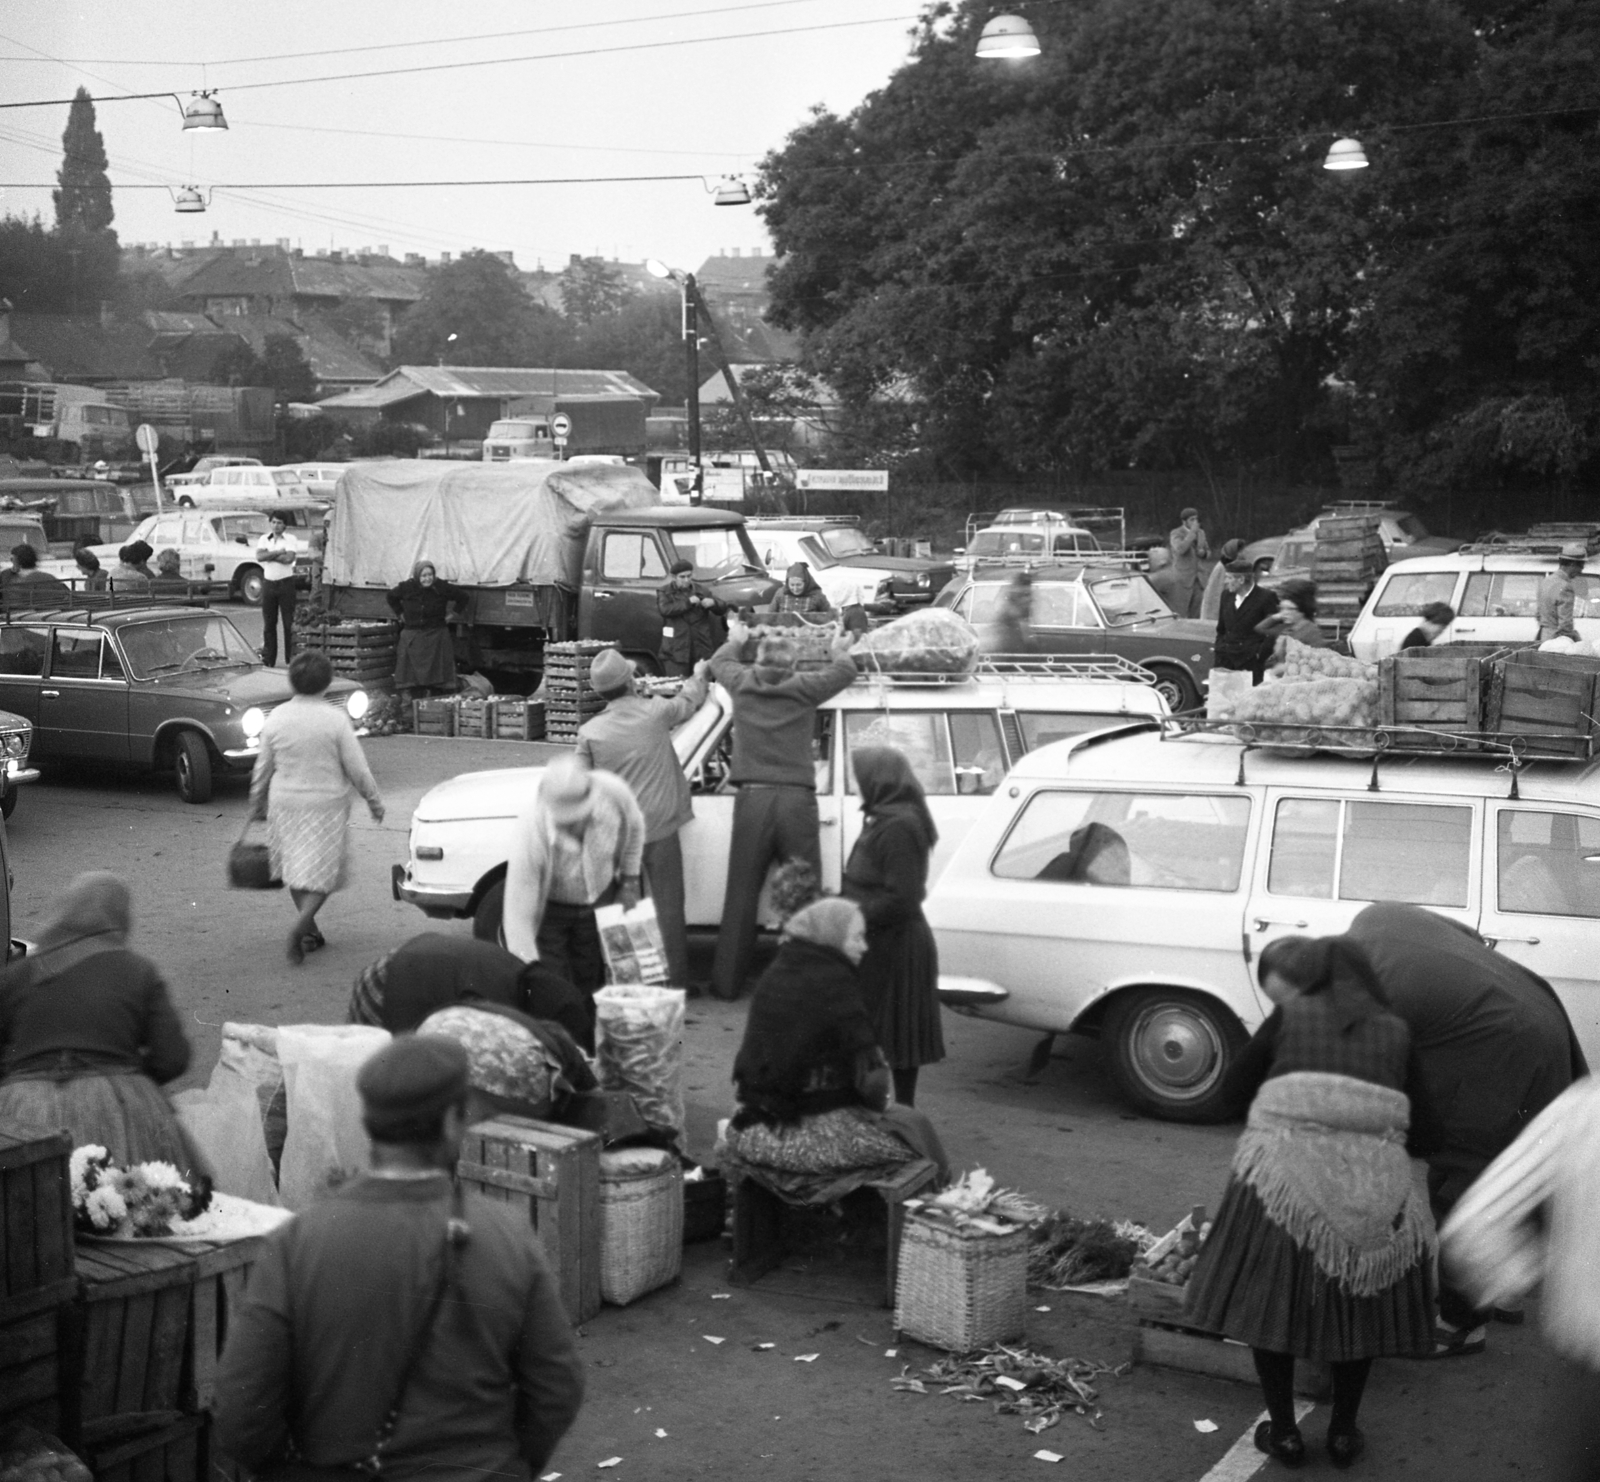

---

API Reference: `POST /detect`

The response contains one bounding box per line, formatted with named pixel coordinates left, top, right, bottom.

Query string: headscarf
left=1261, top=934, right=1389, bottom=1028
left=852, top=746, right=937, bottom=850
left=782, top=896, right=865, bottom=955
left=29, top=872, right=132, bottom=983
left=785, top=561, right=820, bottom=595
left=411, top=560, right=437, bottom=582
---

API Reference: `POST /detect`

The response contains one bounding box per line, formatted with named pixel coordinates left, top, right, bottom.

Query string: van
left=929, top=721, right=1600, bottom=1121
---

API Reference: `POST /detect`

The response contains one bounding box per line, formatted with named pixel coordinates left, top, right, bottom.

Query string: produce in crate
left=851, top=607, right=980, bottom=676
left=1135, top=1208, right=1212, bottom=1286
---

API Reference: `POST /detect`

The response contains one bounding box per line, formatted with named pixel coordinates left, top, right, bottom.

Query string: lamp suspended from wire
left=170, top=185, right=211, bottom=214
left=976, top=14, right=1042, bottom=59
left=1323, top=136, right=1369, bottom=171
left=178, top=91, right=228, bottom=132
left=711, top=175, right=752, bottom=206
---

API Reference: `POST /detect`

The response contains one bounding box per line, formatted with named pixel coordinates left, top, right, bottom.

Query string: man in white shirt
left=256, top=514, right=299, bottom=666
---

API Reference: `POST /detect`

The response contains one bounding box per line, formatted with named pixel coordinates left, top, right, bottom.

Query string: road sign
left=135, top=423, right=159, bottom=455
left=795, top=469, right=889, bottom=493
left=550, top=412, right=572, bottom=442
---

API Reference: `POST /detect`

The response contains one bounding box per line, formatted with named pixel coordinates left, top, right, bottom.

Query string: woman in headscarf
left=842, top=748, right=944, bottom=1106
left=386, top=559, right=465, bottom=698
left=1184, top=936, right=1435, bottom=1470
left=764, top=562, right=833, bottom=617
left=723, top=898, right=947, bottom=1202
left=0, top=873, right=195, bottom=1167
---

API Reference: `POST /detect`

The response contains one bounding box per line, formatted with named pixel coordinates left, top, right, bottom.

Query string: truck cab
left=483, top=420, right=555, bottom=462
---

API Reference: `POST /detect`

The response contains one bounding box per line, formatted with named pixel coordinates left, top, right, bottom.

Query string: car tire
left=237, top=567, right=266, bottom=606
left=1146, top=665, right=1201, bottom=713
left=173, top=731, right=214, bottom=804
left=177, top=495, right=195, bottom=509
left=1103, top=986, right=1246, bottom=1123
left=472, top=877, right=506, bottom=945
left=1, top=785, right=16, bottom=820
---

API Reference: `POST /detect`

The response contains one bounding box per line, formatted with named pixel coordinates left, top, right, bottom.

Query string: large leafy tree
left=392, top=250, right=573, bottom=366
left=559, top=256, right=632, bottom=325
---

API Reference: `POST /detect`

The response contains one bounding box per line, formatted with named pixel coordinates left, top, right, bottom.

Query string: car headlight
left=346, top=690, right=370, bottom=721
left=915, top=572, right=931, bottom=588
left=1, top=731, right=25, bottom=758
left=241, top=707, right=266, bottom=739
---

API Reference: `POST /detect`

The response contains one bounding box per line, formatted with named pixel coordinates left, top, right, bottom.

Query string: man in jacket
left=1167, top=507, right=1211, bottom=618
left=576, top=647, right=710, bottom=990
left=1537, top=543, right=1587, bottom=643
left=656, top=559, right=727, bottom=674
left=214, top=1035, right=584, bottom=1482
left=708, top=618, right=857, bottom=1000
left=503, top=755, right=645, bottom=1044
left=1213, top=558, right=1277, bottom=683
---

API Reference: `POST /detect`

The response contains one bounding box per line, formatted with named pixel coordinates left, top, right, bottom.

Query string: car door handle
left=819, top=816, right=838, bottom=827
left=1252, top=917, right=1308, bottom=931
left=591, top=590, right=614, bottom=600
left=40, top=689, right=58, bottom=698
left=1485, top=934, right=1540, bottom=947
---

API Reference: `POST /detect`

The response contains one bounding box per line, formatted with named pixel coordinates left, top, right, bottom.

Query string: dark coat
left=656, top=580, right=727, bottom=666
left=1215, top=582, right=1278, bottom=677
left=1345, top=903, right=1586, bottom=1174
left=386, top=578, right=463, bottom=630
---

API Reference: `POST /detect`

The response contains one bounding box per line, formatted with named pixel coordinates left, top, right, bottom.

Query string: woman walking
left=842, top=748, right=944, bottom=1106
left=1185, top=936, right=1435, bottom=1469
left=249, top=651, right=385, bottom=964
left=0, top=873, right=196, bottom=1168
left=386, top=559, right=464, bottom=698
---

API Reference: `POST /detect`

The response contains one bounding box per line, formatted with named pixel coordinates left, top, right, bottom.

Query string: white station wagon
left=931, top=722, right=1600, bottom=1122
left=394, top=659, right=1169, bottom=941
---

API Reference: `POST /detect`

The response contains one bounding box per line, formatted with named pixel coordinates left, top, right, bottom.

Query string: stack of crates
left=299, top=620, right=399, bottom=687
left=1312, top=513, right=1386, bottom=629
left=542, top=641, right=616, bottom=742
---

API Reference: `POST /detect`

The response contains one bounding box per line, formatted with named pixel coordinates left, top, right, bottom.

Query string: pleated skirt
left=0, top=1070, right=195, bottom=1170
left=268, top=795, right=350, bottom=894
left=858, top=913, right=945, bottom=1070
left=1183, top=1175, right=1436, bottom=1362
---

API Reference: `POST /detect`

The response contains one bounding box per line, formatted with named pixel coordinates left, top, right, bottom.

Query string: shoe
left=1253, top=1421, right=1306, bottom=1468
left=1327, top=1427, right=1365, bottom=1469
left=1424, top=1322, right=1487, bottom=1358
left=301, top=927, right=326, bottom=954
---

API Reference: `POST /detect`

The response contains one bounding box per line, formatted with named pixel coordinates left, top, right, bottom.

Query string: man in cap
left=1167, top=506, right=1211, bottom=618
left=657, top=558, right=727, bottom=675
left=576, top=647, right=710, bottom=991
left=215, top=1036, right=584, bottom=1481
left=707, top=616, right=857, bottom=1000
left=1214, top=557, right=1278, bottom=684
left=1537, top=543, right=1587, bottom=643
left=503, top=754, right=645, bottom=1041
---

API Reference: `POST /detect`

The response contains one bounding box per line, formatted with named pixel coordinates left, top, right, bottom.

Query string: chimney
left=377, top=244, right=389, bottom=257
left=250, top=238, right=261, bottom=246
left=329, top=250, right=344, bottom=263
left=569, top=253, right=582, bottom=266
left=494, top=250, right=515, bottom=266
left=732, top=247, right=741, bottom=257
left=439, top=252, right=451, bottom=265
left=404, top=253, right=423, bottom=266
left=276, top=238, right=290, bottom=249
left=181, top=239, right=195, bottom=249
left=232, top=238, right=245, bottom=247
left=210, top=231, right=221, bottom=245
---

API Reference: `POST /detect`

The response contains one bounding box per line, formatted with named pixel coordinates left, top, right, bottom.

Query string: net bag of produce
left=850, top=607, right=979, bottom=676
left=595, top=985, right=687, bottom=1137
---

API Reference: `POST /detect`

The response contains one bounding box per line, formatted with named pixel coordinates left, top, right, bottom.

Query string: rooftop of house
left=318, top=364, right=659, bottom=410
left=7, top=313, right=166, bottom=382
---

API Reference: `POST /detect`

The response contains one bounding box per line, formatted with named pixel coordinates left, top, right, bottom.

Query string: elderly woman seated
left=721, top=898, right=948, bottom=1204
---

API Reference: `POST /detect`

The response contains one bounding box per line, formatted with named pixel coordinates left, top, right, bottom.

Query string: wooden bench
left=729, top=1158, right=941, bottom=1307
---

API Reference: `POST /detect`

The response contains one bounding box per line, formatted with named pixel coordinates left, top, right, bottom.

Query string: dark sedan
left=0, top=606, right=368, bottom=802
left=933, top=563, right=1215, bottom=710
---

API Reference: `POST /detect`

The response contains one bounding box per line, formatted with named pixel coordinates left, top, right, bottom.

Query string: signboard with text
left=795, top=469, right=889, bottom=493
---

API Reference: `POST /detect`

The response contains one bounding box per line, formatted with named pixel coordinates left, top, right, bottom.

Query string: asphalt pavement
left=3, top=636, right=1553, bottom=1480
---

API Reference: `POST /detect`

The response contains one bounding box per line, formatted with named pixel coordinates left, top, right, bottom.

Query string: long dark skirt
left=857, top=913, right=944, bottom=1070
left=0, top=1070, right=197, bottom=1171
left=1184, top=1175, right=1435, bottom=1362
left=394, top=626, right=455, bottom=689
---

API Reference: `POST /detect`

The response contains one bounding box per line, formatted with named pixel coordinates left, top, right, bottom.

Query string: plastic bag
left=850, top=607, right=979, bottom=676
left=277, top=1024, right=390, bottom=1211
left=594, top=898, right=670, bottom=986
left=594, top=985, right=686, bottom=1137
left=171, top=1058, right=281, bottom=1206
left=219, top=1021, right=288, bottom=1178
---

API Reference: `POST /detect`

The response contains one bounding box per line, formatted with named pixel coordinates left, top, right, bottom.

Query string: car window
left=152, top=516, right=184, bottom=545
left=1267, top=796, right=1473, bottom=906
left=670, top=527, right=756, bottom=579
left=1088, top=574, right=1169, bottom=625
left=51, top=630, right=104, bottom=680
left=0, top=626, right=47, bottom=676
left=600, top=532, right=667, bottom=581
left=1372, top=571, right=1458, bottom=617
left=844, top=711, right=957, bottom=795
left=218, top=515, right=267, bottom=543
left=1017, top=711, right=1138, bottom=750
left=993, top=789, right=1252, bottom=890
left=1030, top=584, right=1084, bottom=627
left=271, top=471, right=301, bottom=487
left=970, top=531, right=1046, bottom=558
left=117, top=614, right=258, bottom=678
left=102, top=644, right=124, bottom=681
left=1396, top=515, right=1430, bottom=539
left=820, top=527, right=876, bottom=559
left=1497, top=809, right=1600, bottom=918
left=1461, top=571, right=1600, bottom=619
left=798, top=535, right=836, bottom=569
left=950, top=712, right=1006, bottom=793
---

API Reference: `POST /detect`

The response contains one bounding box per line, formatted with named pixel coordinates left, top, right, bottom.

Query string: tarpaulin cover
left=323, top=458, right=659, bottom=589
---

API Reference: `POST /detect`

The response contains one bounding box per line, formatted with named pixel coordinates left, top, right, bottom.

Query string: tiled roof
left=144, top=311, right=219, bottom=334
left=220, top=314, right=383, bottom=385
left=174, top=250, right=424, bottom=305
left=318, top=364, right=657, bottom=407
left=694, top=252, right=778, bottom=296
left=8, top=314, right=164, bottom=382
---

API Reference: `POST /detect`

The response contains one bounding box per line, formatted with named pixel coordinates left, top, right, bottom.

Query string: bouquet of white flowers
left=69, top=1144, right=211, bottom=1238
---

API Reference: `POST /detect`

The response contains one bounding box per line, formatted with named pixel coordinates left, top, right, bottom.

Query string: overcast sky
left=0, top=0, right=925, bottom=273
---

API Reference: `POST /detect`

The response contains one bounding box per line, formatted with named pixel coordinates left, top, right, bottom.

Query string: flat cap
left=357, top=1034, right=469, bottom=1140
left=1560, top=542, right=1587, bottom=562
left=669, top=558, right=694, bottom=575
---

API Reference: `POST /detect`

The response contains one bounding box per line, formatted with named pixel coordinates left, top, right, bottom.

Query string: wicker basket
left=598, top=1148, right=683, bottom=1305
left=893, top=1211, right=1028, bottom=1350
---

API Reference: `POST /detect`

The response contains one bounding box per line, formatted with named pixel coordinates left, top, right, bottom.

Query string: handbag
left=228, top=816, right=282, bottom=890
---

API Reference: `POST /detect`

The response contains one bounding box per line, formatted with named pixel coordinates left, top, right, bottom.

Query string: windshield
left=490, top=422, right=541, bottom=439
left=670, top=526, right=763, bottom=580
left=818, top=527, right=877, bottom=559
left=217, top=514, right=271, bottom=541
left=1088, top=573, right=1173, bottom=625
left=118, top=614, right=260, bottom=678
left=270, top=471, right=302, bottom=487
left=970, top=530, right=1045, bottom=558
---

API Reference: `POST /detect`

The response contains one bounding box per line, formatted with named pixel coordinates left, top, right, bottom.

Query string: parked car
left=746, top=517, right=955, bottom=613
left=394, top=657, right=1170, bottom=940
left=0, top=606, right=367, bottom=802
left=930, top=720, right=1600, bottom=1122
left=0, top=706, right=38, bottom=818
left=166, top=455, right=263, bottom=489
left=1347, top=546, right=1600, bottom=661
left=959, top=518, right=1102, bottom=571
left=933, top=563, right=1215, bottom=711
left=1243, top=506, right=1456, bottom=573
left=174, top=466, right=311, bottom=508
left=83, top=509, right=315, bottom=605
left=281, top=463, right=348, bottom=499
left=966, top=506, right=1129, bottom=551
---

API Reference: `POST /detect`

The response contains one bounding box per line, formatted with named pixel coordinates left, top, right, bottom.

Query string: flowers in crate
left=69, top=1144, right=212, bottom=1238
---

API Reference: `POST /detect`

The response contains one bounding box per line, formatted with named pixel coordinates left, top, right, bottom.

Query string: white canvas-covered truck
left=321, top=459, right=779, bottom=683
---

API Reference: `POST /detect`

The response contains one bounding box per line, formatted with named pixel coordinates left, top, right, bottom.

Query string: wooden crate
left=66, top=1244, right=198, bottom=1434
left=412, top=698, right=456, bottom=737
left=82, top=1413, right=207, bottom=1482
left=1377, top=644, right=1506, bottom=747
left=0, top=1303, right=65, bottom=1432
left=185, top=1238, right=265, bottom=1413
left=488, top=696, right=545, bottom=741
left=1487, top=651, right=1600, bottom=757
left=457, top=1116, right=601, bottom=1324
left=454, top=696, right=490, bottom=739
left=0, top=1129, right=75, bottom=1317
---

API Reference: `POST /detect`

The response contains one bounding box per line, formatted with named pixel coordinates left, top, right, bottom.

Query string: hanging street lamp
left=179, top=92, right=228, bottom=132
left=977, top=14, right=1042, bottom=59
left=1323, top=137, right=1370, bottom=171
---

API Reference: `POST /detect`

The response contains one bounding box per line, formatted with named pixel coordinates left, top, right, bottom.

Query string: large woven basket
left=893, top=1212, right=1028, bottom=1350
left=599, top=1148, right=684, bottom=1305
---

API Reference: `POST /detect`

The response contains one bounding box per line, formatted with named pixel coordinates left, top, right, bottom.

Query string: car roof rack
left=744, top=515, right=861, bottom=528
left=1457, top=532, right=1600, bottom=557
left=970, top=653, right=1155, bottom=684
left=965, top=554, right=1146, bottom=574
left=0, top=587, right=215, bottom=619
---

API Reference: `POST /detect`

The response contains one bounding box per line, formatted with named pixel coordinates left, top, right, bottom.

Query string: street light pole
left=683, top=273, right=701, bottom=485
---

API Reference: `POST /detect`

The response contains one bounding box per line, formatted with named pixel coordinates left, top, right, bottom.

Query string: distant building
left=6, top=312, right=165, bottom=385
left=691, top=250, right=799, bottom=364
